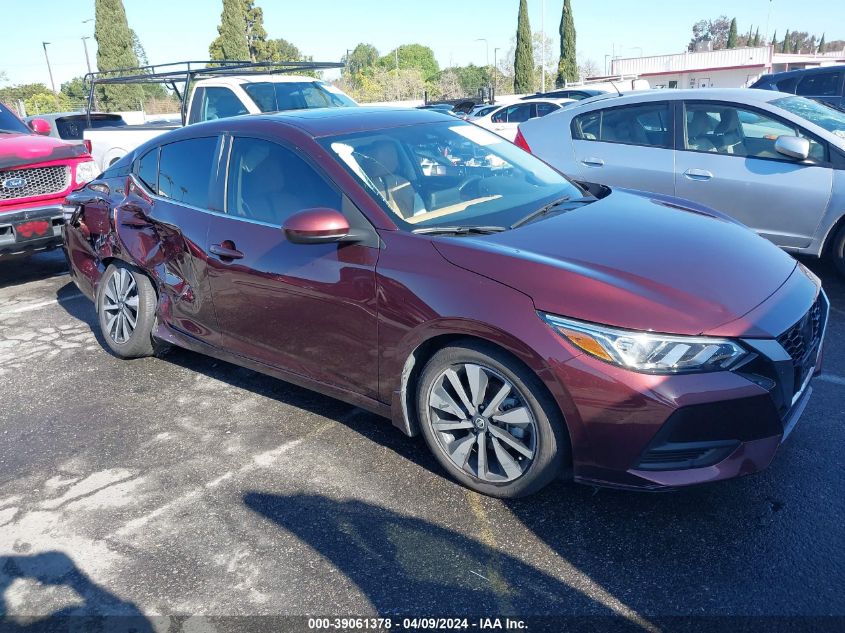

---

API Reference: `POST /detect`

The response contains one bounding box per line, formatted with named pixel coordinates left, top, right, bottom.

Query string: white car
left=85, top=74, right=357, bottom=170
left=471, top=98, right=575, bottom=141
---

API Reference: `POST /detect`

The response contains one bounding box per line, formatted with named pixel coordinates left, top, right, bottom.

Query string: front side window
left=772, top=95, right=845, bottom=140
left=684, top=102, right=826, bottom=161
left=0, top=103, right=30, bottom=134
left=322, top=121, right=581, bottom=230
left=157, top=137, right=218, bottom=207
left=571, top=102, right=671, bottom=148
left=201, top=87, right=248, bottom=122
left=242, top=81, right=356, bottom=112
left=226, top=137, right=340, bottom=225
left=795, top=72, right=842, bottom=97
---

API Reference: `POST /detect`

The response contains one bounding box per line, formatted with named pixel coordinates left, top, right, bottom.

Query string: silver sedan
left=517, top=88, right=845, bottom=276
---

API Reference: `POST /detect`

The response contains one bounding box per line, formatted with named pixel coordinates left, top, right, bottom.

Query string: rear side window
left=225, top=137, right=340, bottom=225
left=572, top=103, right=672, bottom=148
left=796, top=72, right=842, bottom=97
left=135, top=148, right=158, bottom=191
left=536, top=102, right=560, bottom=117
left=775, top=77, right=800, bottom=93
left=158, top=137, right=218, bottom=207
left=55, top=115, right=124, bottom=140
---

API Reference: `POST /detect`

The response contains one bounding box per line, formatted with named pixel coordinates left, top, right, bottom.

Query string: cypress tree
left=753, top=27, right=760, bottom=47
left=727, top=18, right=738, bottom=48
left=209, top=0, right=250, bottom=61
left=771, top=30, right=777, bottom=49
left=818, top=34, right=826, bottom=53
left=555, top=0, right=578, bottom=87
left=513, top=0, right=533, bottom=93
left=94, top=0, right=145, bottom=111
left=781, top=30, right=790, bottom=53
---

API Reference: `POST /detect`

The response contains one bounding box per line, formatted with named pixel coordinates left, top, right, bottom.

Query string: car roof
left=762, top=64, right=845, bottom=79
left=563, top=88, right=791, bottom=111
left=24, top=111, right=118, bottom=121
left=199, top=74, right=327, bottom=86
left=256, top=106, right=454, bottom=137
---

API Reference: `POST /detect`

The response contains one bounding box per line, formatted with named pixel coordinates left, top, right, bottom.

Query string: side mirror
left=29, top=118, right=51, bottom=136
left=774, top=135, right=810, bottom=161
left=283, top=208, right=356, bottom=244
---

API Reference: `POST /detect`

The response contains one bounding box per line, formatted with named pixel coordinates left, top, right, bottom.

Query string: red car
left=63, top=108, right=828, bottom=497
left=1, top=103, right=98, bottom=258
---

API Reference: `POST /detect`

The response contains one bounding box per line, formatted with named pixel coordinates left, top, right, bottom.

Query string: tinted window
left=242, top=82, right=356, bottom=112
left=0, top=103, right=30, bottom=134
left=506, top=104, right=534, bottom=123
left=226, top=137, right=340, bottom=225
left=536, top=102, right=560, bottom=117
left=572, top=103, right=672, bottom=148
left=795, top=72, right=842, bottom=97
left=201, top=87, right=248, bottom=122
left=490, top=107, right=508, bottom=123
left=684, top=103, right=826, bottom=161
left=136, top=148, right=158, bottom=191
left=55, top=115, right=125, bottom=140
left=158, top=137, right=217, bottom=207
left=775, top=77, right=800, bottom=93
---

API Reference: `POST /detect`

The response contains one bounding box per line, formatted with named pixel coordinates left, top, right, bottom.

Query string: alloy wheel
left=102, top=268, right=139, bottom=344
left=427, top=363, right=538, bottom=483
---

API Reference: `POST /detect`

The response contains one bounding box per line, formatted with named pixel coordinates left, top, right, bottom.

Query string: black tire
left=830, top=222, right=845, bottom=278
left=96, top=261, right=157, bottom=359
left=416, top=340, right=569, bottom=498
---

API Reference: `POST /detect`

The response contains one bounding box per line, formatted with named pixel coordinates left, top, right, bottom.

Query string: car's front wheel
left=416, top=341, right=568, bottom=498
left=830, top=222, right=845, bottom=278
left=96, top=262, right=157, bottom=358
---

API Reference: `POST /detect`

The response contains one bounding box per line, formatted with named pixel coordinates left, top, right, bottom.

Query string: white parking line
left=818, top=374, right=845, bottom=387
left=0, top=294, right=84, bottom=316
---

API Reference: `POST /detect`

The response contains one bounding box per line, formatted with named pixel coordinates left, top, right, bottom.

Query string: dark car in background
left=24, top=112, right=127, bottom=145
left=521, top=88, right=608, bottom=101
left=751, top=65, right=845, bottom=108
left=63, top=108, right=827, bottom=497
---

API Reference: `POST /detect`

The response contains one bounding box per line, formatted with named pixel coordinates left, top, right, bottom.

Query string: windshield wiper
left=510, top=196, right=593, bottom=229
left=412, top=225, right=507, bottom=236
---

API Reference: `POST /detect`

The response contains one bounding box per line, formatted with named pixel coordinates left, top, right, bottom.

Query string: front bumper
left=552, top=291, right=829, bottom=491
left=0, top=205, right=64, bottom=257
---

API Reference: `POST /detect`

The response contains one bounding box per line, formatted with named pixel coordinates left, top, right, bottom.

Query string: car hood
left=0, top=132, right=88, bottom=170
left=432, top=189, right=798, bottom=336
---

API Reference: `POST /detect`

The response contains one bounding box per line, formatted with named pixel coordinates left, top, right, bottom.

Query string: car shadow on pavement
left=242, top=491, right=653, bottom=630
left=0, top=551, right=154, bottom=631
left=0, top=251, right=67, bottom=291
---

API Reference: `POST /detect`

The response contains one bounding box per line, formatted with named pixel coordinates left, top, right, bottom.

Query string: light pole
left=81, top=37, right=92, bottom=74
left=42, top=42, right=56, bottom=93
left=493, top=47, right=500, bottom=98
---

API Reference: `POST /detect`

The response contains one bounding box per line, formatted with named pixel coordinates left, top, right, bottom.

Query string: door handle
left=581, top=157, right=604, bottom=167
left=683, top=168, right=713, bottom=181
left=210, top=243, right=244, bottom=260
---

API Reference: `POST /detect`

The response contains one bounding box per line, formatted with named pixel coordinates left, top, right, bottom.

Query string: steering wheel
left=458, top=175, right=483, bottom=200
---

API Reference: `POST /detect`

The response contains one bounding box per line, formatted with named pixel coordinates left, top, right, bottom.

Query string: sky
left=1, top=0, right=844, bottom=90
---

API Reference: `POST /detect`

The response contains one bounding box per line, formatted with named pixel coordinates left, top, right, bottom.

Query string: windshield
left=321, top=121, right=582, bottom=231
left=0, top=104, right=31, bottom=134
left=772, top=95, right=845, bottom=139
left=243, top=81, right=356, bottom=112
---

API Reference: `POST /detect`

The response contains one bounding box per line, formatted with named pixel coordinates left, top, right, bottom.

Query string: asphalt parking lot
left=0, top=250, right=843, bottom=631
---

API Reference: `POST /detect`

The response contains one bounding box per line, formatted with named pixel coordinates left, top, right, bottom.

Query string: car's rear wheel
left=416, top=341, right=567, bottom=498
left=97, top=262, right=157, bottom=359
left=830, top=222, right=845, bottom=278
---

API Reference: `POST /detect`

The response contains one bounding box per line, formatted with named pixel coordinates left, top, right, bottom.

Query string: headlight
left=75, top=160, right=99, bottom=185
left=541, top=313, right=749, bottom=374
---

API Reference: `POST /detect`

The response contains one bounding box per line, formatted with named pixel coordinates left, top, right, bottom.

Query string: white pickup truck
left=84, top=73, right=357, bottom=170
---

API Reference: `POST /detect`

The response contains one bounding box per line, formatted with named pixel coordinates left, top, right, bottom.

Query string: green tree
left=378, top=44, right=439, bottom=81
left=727, top=18, right=738, bottom=48
left=753, top=27, right=761, bottom=47
left=60, top=76, right=87, bottom=101
left=25, top=92, right=71, bottom=115
left=94, top=0, right=145, bottom=111
left=514, top=0, right=533, bottom=93
left=781, top=30, right=790, bottom=53
left=209, top=0, right=250, bottom=61
left=818, top=33, right=826, bottom=53
left=770, top=30, right=777, bottom=49
left=344, top=43, right=379, bottom=76
left=555, top=0, right=578, bottom=87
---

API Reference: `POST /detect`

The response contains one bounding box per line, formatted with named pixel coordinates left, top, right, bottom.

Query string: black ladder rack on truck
left=83, top=59, right=346, bottom=126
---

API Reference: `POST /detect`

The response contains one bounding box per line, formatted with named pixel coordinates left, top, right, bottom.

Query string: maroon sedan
left=62, top=108, right=828, bottom=497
